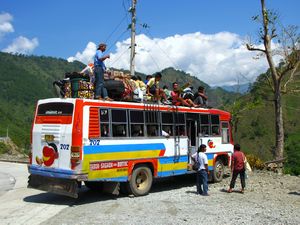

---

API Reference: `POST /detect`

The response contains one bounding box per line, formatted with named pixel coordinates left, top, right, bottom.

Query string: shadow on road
left=23, top=174, right=198, bottom=205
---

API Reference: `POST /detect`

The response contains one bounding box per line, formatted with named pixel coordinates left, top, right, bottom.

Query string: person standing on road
left=228, top=144, right=246, bottom=193
left=192, top=144, right=209, bottom=196
left=94, top=43, right=113, bottom=101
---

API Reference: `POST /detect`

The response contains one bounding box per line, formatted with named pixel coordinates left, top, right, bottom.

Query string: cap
left=98, top=43, right=107, bottom=48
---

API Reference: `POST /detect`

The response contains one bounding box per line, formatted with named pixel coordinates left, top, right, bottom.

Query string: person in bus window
left=94, top=43, right=113, bottom=101
left=147, top=125, right=158, bottom=136
left=132, top=125, right=143, bottom=137
left=101, top=124, right=109, bottom=137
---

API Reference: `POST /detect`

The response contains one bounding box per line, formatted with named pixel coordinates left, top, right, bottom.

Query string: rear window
left=37, top=102, right=74, bottom=116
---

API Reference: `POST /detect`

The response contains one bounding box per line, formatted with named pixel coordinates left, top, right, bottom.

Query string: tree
left=246, top=0, right=300, bottom=159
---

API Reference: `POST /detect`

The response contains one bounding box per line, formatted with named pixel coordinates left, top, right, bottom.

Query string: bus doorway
left=186, top=114, right=198, bottom=163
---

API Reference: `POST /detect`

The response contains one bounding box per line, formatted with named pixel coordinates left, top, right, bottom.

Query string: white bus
left=28, top=98, right=233, bottom=197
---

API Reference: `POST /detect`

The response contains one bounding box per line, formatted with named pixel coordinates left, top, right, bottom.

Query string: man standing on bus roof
left=94, top=43, right=113, bottom=101
left=192, top=144, right=209, bottom=196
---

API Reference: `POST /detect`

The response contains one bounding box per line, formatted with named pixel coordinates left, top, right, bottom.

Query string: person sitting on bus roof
left=146, top=72, right=171, bottom=105
left=194, top=86, right=208, bottom=107
left=171, top=82, right=198, bottom=107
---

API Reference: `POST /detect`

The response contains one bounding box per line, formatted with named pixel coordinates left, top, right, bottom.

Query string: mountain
left=0, top=52, right=237, bottom=153
left=0, top=52, right=85, bottom=151
left=219, top=83, right=251, bottom=94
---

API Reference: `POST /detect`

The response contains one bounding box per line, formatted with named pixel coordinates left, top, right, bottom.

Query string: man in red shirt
left=228, top=144, right=246, bottom=193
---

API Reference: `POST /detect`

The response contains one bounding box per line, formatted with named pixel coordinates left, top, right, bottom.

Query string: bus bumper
left=28, top=174, right=79, bottom=198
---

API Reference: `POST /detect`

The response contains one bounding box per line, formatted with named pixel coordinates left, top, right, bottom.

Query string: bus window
left=113, top=124, right=127, bottom=137
left=100, top=108, right=109, bottom=122
left=130, top=110, right=144, bottom=137
left=131, top=124, right=144, bottom=136
left=99, top=108, right=110, bottom=137
left=161, top=112, right=174, bottom=136
left=200, top=114, right=210, bottom=136
left=162, top=125, right=173, bottom=136
left=112, top=109, right=127, bottom=137
left=101, top=123, right=110, bottom=137
left=221, top=122, right=230, bottom=143
left=147, top=125, right=159, bottom=136
left=37, top=102, right=73, bottom=116
left=211, top=115, right=220, bottom=136
left=176, top=125, right=186, bottom=136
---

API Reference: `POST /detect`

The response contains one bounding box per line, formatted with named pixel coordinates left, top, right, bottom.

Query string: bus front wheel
left=128, top=165, right=153, bottom=196
left=213, top=160, right=224, bottom=182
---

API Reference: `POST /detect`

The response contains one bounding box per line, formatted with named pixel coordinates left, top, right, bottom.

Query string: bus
left=28, top=98, right=234, bottom=198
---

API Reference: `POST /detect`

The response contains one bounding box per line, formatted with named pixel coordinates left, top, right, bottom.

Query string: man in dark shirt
left=228, top=144, right=246, bottom=193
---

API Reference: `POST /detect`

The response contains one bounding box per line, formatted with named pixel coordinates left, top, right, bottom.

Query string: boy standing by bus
left=192, top=144, right=209, bottom=196
left=227, top=144, right=246, bottom=193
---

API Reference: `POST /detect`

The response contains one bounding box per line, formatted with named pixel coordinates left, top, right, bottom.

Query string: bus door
left=186, top=113, right=199, bottom=162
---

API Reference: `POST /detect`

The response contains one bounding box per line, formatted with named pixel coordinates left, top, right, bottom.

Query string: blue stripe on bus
left=157, top=169, right=187, bottom=177
left=28, top=165, right=76, bottom=179
left=84, top=143, right=166, bottom=154
left=159, top=155, right=188, bottom=164
left=206, top=153, right=214, bottom=160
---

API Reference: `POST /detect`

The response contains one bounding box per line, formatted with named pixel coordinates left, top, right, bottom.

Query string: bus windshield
left=37, top=102, right=74, bottom=116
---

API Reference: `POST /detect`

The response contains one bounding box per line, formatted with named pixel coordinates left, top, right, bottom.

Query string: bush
left=284, top=135, right=300, bottom=175
left=0, top=142, right=10, bottom=154
left=246, top=154, right=265, bottom=170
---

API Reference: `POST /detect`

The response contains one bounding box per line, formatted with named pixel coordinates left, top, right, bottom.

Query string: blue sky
left=1, top=0, right=299, bottom=86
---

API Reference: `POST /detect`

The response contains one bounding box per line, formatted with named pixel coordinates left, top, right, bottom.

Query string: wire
left=109, top=45, right=131, bottom=67
left=104, top=14, right=128, bottom=45
left=144, top=29, right=181, bottom=70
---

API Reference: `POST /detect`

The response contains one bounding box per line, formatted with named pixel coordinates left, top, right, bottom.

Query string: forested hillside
left=0, top=52, right=84, bottom=150
left=229, top=68, right=300, bottom=174
left=0, top=52, right=237, bottom=153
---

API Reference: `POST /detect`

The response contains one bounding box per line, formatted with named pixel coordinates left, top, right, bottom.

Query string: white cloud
left=2, top=36, right=39, bottom=54
left=67, top=42, right=96, bottom=64
left=68, top=32, right=270, bottom=86
left=0, top=12, right=14, bottom=38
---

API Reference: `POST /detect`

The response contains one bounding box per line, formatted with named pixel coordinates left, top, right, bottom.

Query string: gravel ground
left=45, top=170, right=300, bottom=225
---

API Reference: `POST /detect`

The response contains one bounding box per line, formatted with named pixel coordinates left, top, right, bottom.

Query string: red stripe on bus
left=35, top=115, right=72, bottom=124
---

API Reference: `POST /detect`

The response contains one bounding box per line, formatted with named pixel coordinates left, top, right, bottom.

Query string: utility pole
left=129, top=0, right=137, bottom=76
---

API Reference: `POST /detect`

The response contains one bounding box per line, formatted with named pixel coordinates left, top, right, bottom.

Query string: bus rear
left=28, top=98, right=84, bottom=198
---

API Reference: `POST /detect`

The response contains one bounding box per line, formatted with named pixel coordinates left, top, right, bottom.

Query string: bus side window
left=131, top=124, right=144, bottom=136
left=212, top=125, right=220, bottom=136
left=111, top=109, right=127, bottom=137
left=101, top=123, right=110, bottom=137
left=147, top=125, right=159, bottom=136
left=176, top=125, right=186, bottom=136
left=113, top=124, right=127, bottom=137
left=221, top=122, right=230, bottom=143
left=162, top=125, right=173, bottom=136
left=211, top=115, right=220, bottom=136
left=200, top=125, right=209, bottom=136
left=130, top=110, right=144, bottom=137
left=200, top=114, right=210, bottom=136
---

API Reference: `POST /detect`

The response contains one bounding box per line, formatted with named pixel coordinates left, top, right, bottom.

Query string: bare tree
left=246, top=0, right=300, bottom=159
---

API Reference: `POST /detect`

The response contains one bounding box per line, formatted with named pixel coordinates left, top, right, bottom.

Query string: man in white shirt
left=192, top=144, right=209, bottom=196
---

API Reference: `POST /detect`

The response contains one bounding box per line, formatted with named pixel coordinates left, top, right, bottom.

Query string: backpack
left=192, top=153, right=200, bottom=171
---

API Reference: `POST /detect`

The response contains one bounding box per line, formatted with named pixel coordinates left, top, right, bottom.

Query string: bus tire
left=213, top=159, right=224, bottom=182
left=128, top=165, right=153, bottom=196
left=84, top=181, right=103, bottom=191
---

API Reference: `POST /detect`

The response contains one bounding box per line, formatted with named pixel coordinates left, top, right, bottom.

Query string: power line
left=104, top=14, right=128, bottom=45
